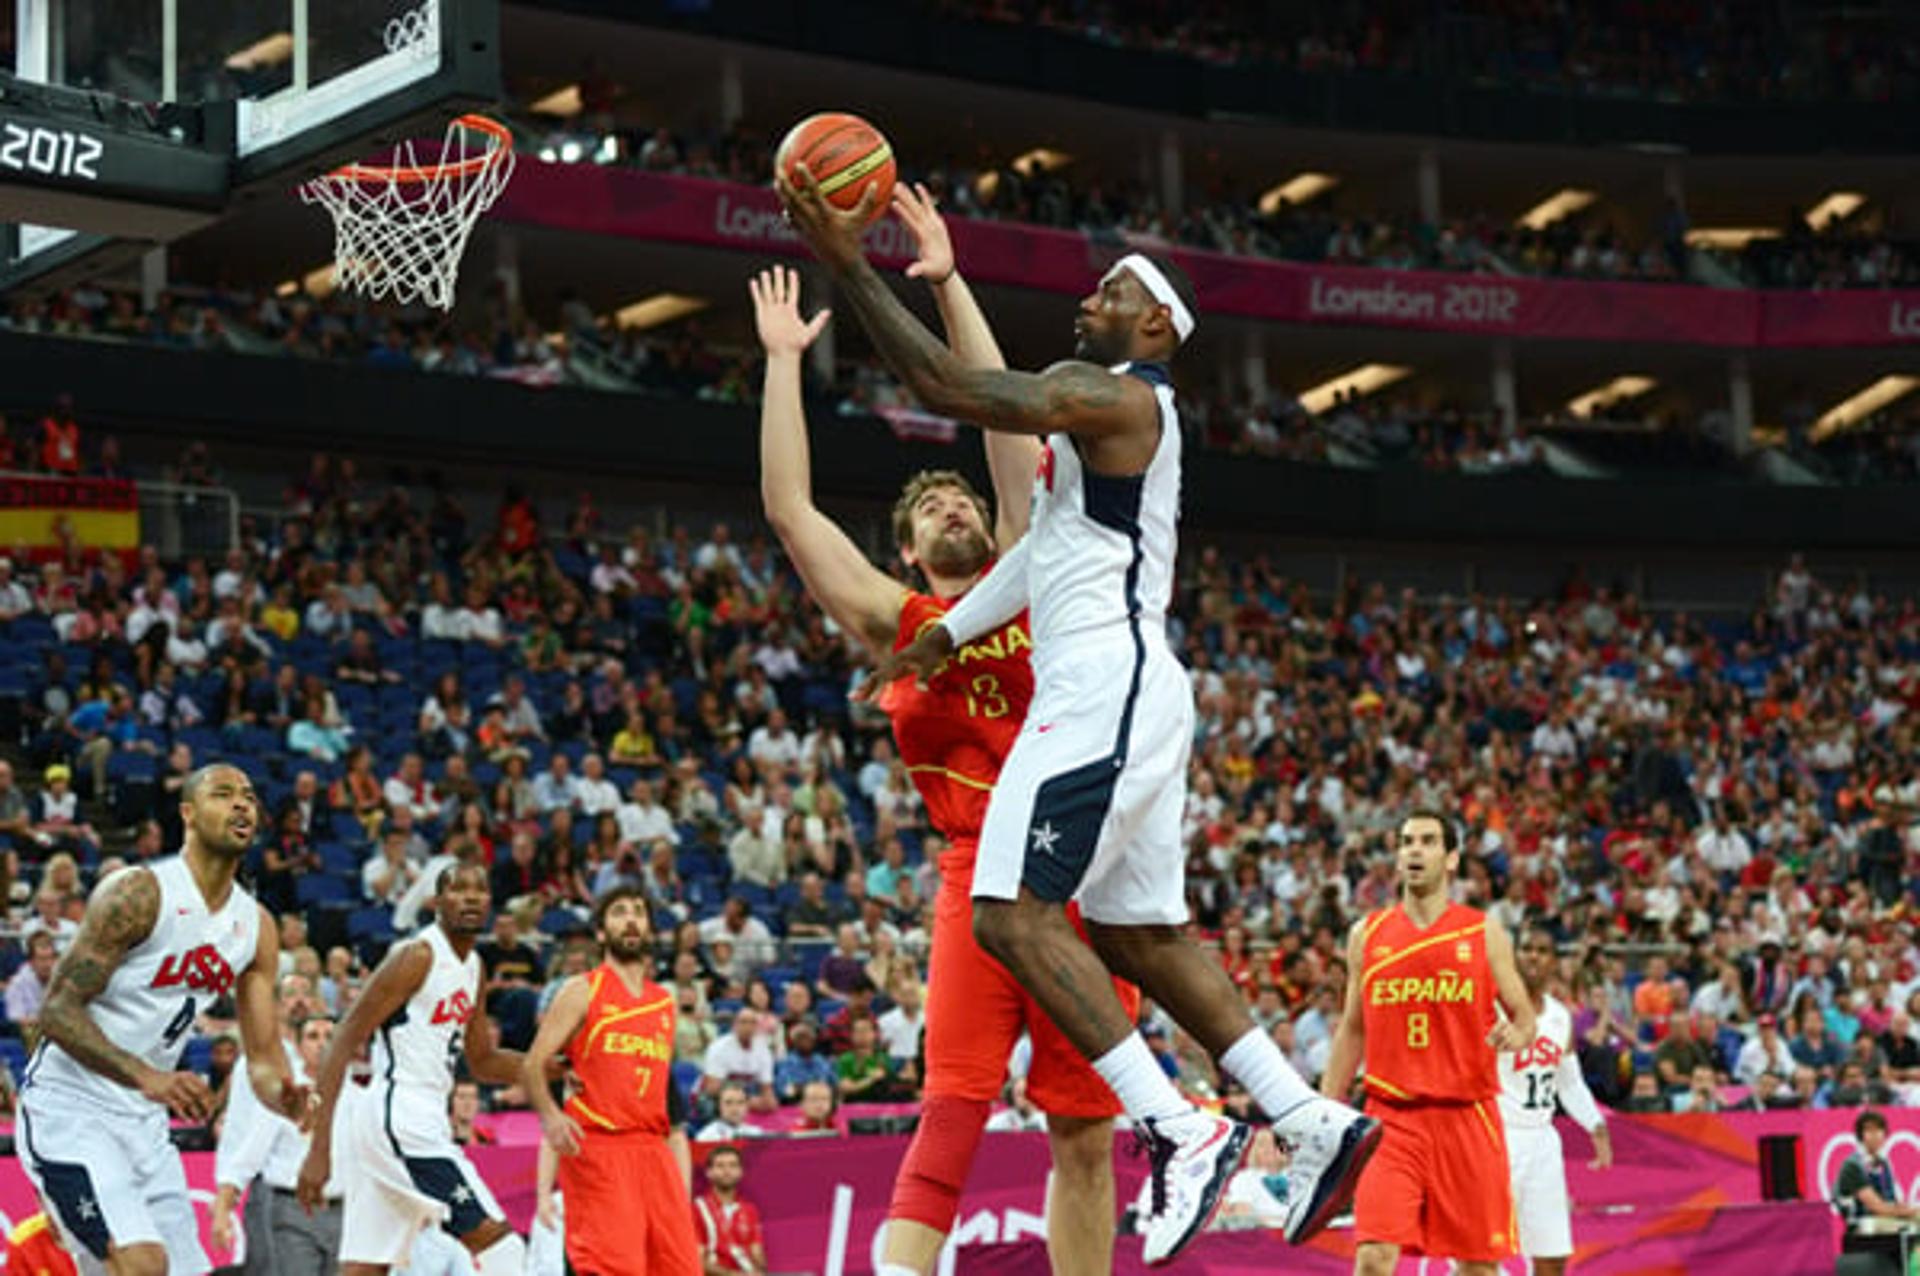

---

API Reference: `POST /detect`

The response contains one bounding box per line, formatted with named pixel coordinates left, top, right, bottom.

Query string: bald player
left=21, top=764, right=305, bottom=1276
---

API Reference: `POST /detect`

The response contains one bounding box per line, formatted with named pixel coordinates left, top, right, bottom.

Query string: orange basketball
left=776, top=112, right=896, bottom=225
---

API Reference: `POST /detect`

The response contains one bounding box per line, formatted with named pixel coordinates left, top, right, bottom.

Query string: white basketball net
left=299, top=114, right=515, bottom=311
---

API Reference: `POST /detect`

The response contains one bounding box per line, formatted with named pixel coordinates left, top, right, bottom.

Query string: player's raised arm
left=39, top=865, right=211, bottom=1114
left=522, top=973, right=592, bottom=1155
left=891, top=182, right=1040, bottom=547
left=297, top=938, right=431, bottom=1209
left=751, top=265, right=906, bottom=657
left=779, top=171, right=1158, bottom=445
left=236, top=904, right=303, bottom=1119
left=1484, top=915, right=1537, bottom=1051
left=1320, top=918, right=1371, bottom=1100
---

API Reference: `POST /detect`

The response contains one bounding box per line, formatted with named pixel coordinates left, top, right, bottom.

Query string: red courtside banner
left=0, top=474, right=138, bottom=555
left=494, top=166, right=1920, bottom=350
left=0, top=1108, right=1893, bottom=1270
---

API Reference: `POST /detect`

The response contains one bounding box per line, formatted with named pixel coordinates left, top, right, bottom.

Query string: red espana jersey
left=564, top=964, right=675, bottom=1137
left=693, top=1190, right=764, bottom=1272
left=5, top=1215, right=76, bottom=1276
left=878, top=589, right=1034, bottom=872
left=1358, top=902, right=1499, bottom=1105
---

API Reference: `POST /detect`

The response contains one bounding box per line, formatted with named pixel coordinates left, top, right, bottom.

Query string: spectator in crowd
left=476, top=911, right=544, bottom=1050
left=5, top=932, right=58, bottom=1031
left=876, top=973, right=925, bottom=1067
left=695, top=1082, right=767, bottom=1142
left=791, top=1078, right=843, bottom=1137
left=702, top=1008, right=777, bottom=1113
left=692, top=1144, right=767, bottom=1274
left=773, top=1020, right=836, bottom=1105
left=1836, top=1110, right=1920, bottom=1225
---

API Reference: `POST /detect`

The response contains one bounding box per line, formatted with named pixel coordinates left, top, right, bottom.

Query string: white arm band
left=1557, top=1049, right=1608, bottom=1132
left=936, top=536, right=1031, bottom=647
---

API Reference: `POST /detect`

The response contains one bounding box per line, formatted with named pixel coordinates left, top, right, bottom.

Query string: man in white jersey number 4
left=20, top=764, right=305, bottom=1276
left=782, top=172, right=1379, bottom=1266
left=297, top=863, right=529, bottom=1275
left=1497, top=929, right=1613, bottom=1275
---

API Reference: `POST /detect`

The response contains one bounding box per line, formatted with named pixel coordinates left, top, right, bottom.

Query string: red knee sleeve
left=886, top=1095, right=993, bottom=1232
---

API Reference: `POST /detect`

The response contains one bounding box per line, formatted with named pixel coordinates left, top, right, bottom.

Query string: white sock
left=879, top=1265, right=921, bottom=1276
left=1220, top=1027, right=1317, bottom=1121
left=1093, top=1034, right=1192, bottom=1125
left=473, top=1231, right=526, bottom=1276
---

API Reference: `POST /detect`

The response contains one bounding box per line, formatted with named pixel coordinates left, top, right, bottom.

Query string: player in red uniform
left=1321, top=811, right=1537, bottom=1276
left=523, top=887, right=700, bottom=1276
left=693, top=1146, right=766, bottom=1274
left=5, top=1213, right=77, bottom=1276
left=752, top=185, right=1131, bottom=1276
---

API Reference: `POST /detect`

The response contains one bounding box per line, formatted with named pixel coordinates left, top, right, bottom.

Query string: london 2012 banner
left=495, top=167, right=1920, bottom=350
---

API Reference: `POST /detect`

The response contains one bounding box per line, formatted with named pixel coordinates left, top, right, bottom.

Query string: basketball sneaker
left=1137, top=1113, right=1252, bottom=1266
left=1272, top=1099, right=1382, bottom=1244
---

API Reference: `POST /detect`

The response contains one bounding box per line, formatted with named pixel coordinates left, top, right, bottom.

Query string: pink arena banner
left=494, top=165, right=1920, bottom=350
left=0, top=1108, right=1900, bottom=1269
left=954, top=1204, right=1839, bottom=1276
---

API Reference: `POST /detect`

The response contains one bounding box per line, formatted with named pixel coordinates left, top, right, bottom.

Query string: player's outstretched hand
left=777, top=163, right=878, bottom=272
left=1588, top=1126, right=1613, bottom=1171
left=140, top=1068, right=214, bottom=1122
left=296, top=1147, right=331, bottom=1215
left=852, top=623, right=956, bottom=703
left=536, top=1191, right=561, bottom=1231
left=893, top=182, right=954, bottom=284
left=749, top=266, right=831, bottom=357
left=1485, top=1019, right=1527, bottom=1053
left=541, top=1110, right=585, bottom=1157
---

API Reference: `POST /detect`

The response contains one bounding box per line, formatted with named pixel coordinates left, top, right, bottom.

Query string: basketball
left=776, top=112, right=896, bottom=224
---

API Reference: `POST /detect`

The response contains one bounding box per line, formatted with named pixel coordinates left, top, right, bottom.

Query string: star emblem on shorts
left=450, top=1184, right=474, bottom=1205
left=76, top=1197, right=99, bottom=1221
left=1030, top=822, right=1060, bottom=855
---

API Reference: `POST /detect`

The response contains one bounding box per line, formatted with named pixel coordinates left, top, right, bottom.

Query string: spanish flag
left=0, top=475, right=138, bottom=551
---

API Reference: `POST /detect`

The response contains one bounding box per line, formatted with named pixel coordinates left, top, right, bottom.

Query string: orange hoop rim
left=327, top=113, right=513, bottom=185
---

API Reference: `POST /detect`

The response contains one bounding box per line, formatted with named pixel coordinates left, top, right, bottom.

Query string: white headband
left=1103, top=252, right=1195, bottom=343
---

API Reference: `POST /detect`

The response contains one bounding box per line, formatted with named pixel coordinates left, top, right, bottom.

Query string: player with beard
left=20, top=763, right=304, bottom=1276
left=752, top=187, right=1132, bottom=1276
left=522, top=887, right=699, bottom=1276
left=297, top=864, right=528, bottom=1276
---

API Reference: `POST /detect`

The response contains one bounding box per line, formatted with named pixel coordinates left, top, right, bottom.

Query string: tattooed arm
left=832, top=256, right=1154, bottom=441
left=41, top=866, right=214, bottom=1118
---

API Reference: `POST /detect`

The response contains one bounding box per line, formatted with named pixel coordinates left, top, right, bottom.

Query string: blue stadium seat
left=296, top=874, right=353, bottom=907
left=318, top=842, right=362, bottom=876
left=348, top=907, right=396, bottom=944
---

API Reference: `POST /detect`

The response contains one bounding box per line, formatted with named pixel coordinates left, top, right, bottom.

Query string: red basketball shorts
left=1352, top=1097, right=1517, bottom=1264
left=924, top=858, right=1136, bottom=1118
left=559, top=1133, right=701, bottom=1276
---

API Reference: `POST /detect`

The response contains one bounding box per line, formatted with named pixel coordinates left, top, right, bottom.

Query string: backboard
left=0, top=0, right=500, bottom=292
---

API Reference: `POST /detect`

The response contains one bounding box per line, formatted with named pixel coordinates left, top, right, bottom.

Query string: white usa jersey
left=1027, top=361, right=1181, bottom=647
left=1498, top=995, right=1588, bottom=1130
left=25, top=855, right=259, bottom=1118
left=370, top=923, right=478, bottom=1106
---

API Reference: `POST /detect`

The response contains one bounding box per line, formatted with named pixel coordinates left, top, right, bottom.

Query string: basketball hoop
left=299, top=113, right=515, bottom=311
